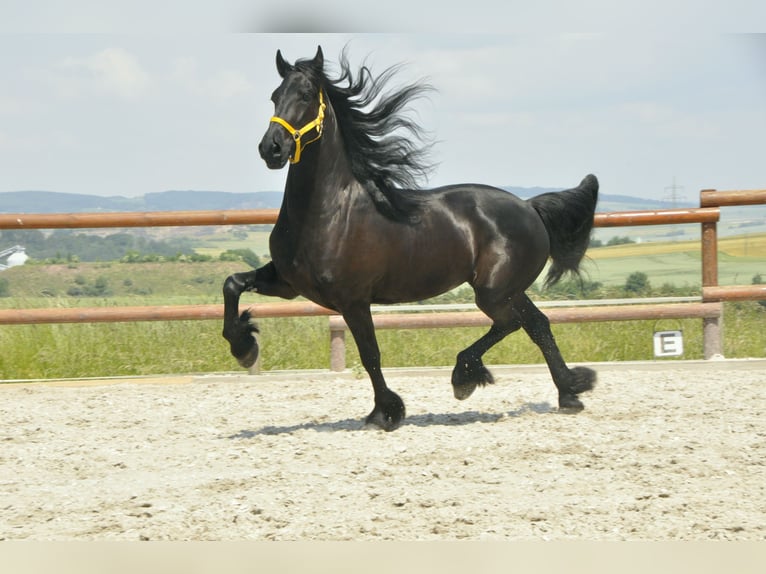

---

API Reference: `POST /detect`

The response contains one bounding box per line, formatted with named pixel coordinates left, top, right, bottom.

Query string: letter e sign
left=653, top=330, right=684, bottom=357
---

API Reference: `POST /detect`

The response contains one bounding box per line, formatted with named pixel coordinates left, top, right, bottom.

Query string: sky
left=1, top=2, right=765, bottom=203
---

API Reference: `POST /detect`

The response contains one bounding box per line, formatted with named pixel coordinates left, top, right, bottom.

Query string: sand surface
left=2, top=360, right=765, bottom=541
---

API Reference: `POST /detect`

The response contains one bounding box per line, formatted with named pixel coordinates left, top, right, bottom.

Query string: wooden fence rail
left=0, top=209, right=280, bottom=230
left=700, top=188, right=766, bottom=208
left=1, top=206, right=720, bottom=230
left=0, top=301, right=335, bottom=325
left=1, top=187, right=764, bottom=371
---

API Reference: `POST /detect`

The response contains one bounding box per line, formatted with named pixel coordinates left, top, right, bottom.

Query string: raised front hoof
left=225, top=311, right=260, bottom=369
left=451, top=360, right=494, bottom=401
left=235, top=340, right=260, bottom=369
left=557, top=366, right=597, bottom=413
left=364, top=392, right=406, bottom=432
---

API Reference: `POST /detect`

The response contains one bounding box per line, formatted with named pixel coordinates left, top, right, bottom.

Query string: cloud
left=170, top=56, right=256, bottom=102
left=62, top=47, right=150, bottom=100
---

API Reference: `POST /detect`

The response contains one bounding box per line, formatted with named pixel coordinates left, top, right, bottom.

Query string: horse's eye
left=302, top=92, right=312, bottom=103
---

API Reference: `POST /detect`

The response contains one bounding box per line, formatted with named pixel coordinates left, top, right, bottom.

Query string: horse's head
left=259, top=46, right=326, bottom=169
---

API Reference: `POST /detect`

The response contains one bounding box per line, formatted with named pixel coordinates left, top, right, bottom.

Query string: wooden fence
left=1, top=188, right=765, bottom=371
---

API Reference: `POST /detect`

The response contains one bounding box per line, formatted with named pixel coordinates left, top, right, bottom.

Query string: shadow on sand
left=226, top=401, right=554, bottom=438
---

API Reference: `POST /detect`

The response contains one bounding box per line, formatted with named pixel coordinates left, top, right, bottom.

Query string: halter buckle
left=269, top=91, right=326, bottom=164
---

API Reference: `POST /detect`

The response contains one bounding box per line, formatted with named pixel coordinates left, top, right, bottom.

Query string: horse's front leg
left=222, top=262, right=298, bottom=368
left=342, top=305, right=405, bottom=431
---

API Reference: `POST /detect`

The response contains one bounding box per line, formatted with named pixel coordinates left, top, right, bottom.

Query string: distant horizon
left=0, top=185, right=698, bottom=209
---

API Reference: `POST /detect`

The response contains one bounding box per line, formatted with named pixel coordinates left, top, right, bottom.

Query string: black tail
left=529, top=173, right=599, bottom=288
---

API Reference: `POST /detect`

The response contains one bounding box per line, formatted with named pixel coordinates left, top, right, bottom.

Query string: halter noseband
left=269, top=91, right=326, bottom=164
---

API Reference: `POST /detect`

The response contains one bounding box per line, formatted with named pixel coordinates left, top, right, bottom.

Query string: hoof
left=364, top=391, right=406, bottom=431
left=236, top=340, right=260, bottom=369
left=452, top=381, right=477, bottom=401
left=225, top=310, right=260, bottom=368
left=451, top=358, right=494, bottom=400
left=557, top=367, right=596, bottom=413
left=557, top=393, right=585, bottom=413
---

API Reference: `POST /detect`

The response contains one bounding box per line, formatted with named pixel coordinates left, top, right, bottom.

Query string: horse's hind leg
left=452, top=318, right=521, bottom=400
left=516, top=294, right=596, bottom=412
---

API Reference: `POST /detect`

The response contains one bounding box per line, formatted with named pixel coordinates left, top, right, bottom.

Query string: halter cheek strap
left=270, top=91, right=326, bottom=164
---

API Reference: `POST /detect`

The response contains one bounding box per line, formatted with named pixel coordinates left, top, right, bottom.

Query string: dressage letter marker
left=653, top=330, right=684, bottom=357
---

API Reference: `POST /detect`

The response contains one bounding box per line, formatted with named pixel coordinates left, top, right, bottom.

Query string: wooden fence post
left=703, top=315, right=723, bottom=360
left=700, top=204, right=723, bottom=359
left=330, top=320, right=346, bottom=372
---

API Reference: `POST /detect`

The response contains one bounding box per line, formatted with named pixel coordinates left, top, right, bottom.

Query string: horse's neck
left=281, top=113, right=360, bottom=225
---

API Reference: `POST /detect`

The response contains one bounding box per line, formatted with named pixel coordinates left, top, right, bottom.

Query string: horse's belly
left=372, top=261, right=470, bottom=304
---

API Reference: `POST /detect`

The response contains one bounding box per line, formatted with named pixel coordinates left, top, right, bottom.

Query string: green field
left=195, top=235, right=271, bottom=260
left=0, top=260, right=254, bottom=302
left=577, top=232, right=766, bottom=289
left=1, top=235, right=765, bottom=380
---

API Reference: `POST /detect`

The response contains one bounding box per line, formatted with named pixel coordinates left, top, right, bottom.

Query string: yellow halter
left=269, top=91, right=326, bottom=164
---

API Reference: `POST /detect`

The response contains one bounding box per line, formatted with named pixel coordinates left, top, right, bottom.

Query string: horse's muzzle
left=258, top=132, right=291, bottom=169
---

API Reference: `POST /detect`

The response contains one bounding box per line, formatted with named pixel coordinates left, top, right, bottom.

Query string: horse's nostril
left=259, top=137, right=282, bottom=161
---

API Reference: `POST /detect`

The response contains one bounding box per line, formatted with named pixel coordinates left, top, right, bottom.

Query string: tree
left=220, top=249, right=261, bottom=269
left=93, top=276, right=110, bottom=296
left=67, top=275, right=112, bottom=297
left=607, top=235, right=636, bottom=246
left=624, top=271, right=650, bottom=295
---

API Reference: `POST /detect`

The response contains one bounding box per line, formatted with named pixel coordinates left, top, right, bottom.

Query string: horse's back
left=425, top=183, right=551, bottom=291
left=430, top=183, right=547, bottom=243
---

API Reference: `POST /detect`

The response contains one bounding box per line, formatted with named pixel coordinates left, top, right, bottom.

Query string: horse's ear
left=276, top=49, right=292, bottom=78
left=312, top=46, right=324, bottom=71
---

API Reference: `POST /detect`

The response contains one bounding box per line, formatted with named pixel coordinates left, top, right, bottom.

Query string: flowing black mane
left=294, top=49, right=435, bottom=222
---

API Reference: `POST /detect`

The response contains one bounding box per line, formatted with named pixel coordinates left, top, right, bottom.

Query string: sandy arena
left=1, top=360, right=764, bottom=541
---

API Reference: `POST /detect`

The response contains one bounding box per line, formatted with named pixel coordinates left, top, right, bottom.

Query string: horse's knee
left=223, top=274, right=245, bottom=299
left=223, top=275, right=242, bottom=297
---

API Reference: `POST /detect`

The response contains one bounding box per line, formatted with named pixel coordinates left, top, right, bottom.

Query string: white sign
left=653, top=330, right=684, bottom=357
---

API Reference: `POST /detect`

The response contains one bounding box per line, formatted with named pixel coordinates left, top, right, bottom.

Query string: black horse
left=223, top=46, right=598, bottom=431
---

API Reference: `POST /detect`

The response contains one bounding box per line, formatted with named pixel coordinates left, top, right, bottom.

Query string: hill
left=1, top=186, right=685, bottom=214
left=0, top=190, right=284, bottom=213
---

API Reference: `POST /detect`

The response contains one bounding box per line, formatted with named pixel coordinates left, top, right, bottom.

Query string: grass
left=0, top=260, right=254, bottom=301
left=195, top=230, right=272, bottom=259
left=0, top=321, right=232, bottom=379
left=1, top=301, right=763, bottom=380
left=1, top=237, right=765, bottom=380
